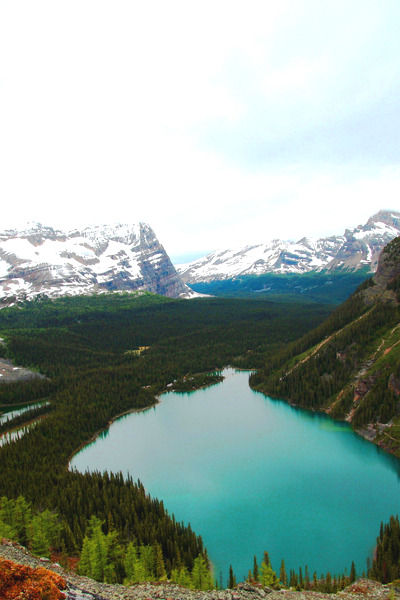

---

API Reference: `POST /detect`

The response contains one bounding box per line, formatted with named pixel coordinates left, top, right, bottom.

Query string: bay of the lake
left=70, top=368, right=400, bottom=583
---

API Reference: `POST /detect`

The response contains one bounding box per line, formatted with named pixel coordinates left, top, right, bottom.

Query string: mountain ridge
left=178, top=210, right=400, bottom=283
left=250, top=235, right=400, bottom=455
left=0, top=222, right=194, bottom=304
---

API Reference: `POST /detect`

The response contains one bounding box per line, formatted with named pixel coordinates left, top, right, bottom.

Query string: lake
left=0, top=401, right=47, bottom=425
left=70, top=368, right=400, bottom=583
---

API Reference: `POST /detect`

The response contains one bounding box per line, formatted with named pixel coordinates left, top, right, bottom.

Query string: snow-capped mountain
left=177, top=211, right=400, bottom=284
left=0, top=222, right=194, bottom=303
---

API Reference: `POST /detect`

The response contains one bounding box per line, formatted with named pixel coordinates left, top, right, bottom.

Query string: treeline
left=0, top=402, right=52, bottom=436
left=252, top=301, right=397, bottom=409
left=0, top=293, right=330, bottom=582
left=0, top=495, right=212, bottom=588
left=0, top=496, right=61, bottom=558
left=230, top=549, right=359, bottom=592
left=189, top=270, right=370, bottom=305
left=79, top=515, right=213, bottom=589
left=0, top=377, right=55, bottom=406
left=250, top=289, right=400, bottom=427
left=251, top=286, right=371, bottom=385
left=2, top=494, right=400, bottom=590
left=370, top=515, right=400, bottom=583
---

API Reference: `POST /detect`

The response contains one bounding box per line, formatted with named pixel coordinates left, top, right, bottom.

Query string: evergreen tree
left=279, top=558, right=287, bottom=587
left=124, top=542, right=139, bottom=583
left=298, top=566, right=303, bottom=588
left=325, top=572, right=332, bottom=593
left=139, top=545, right=155, bottom=581
left=289, top=569, right=298, bottom=588
left=178, top=566, right=192, bottom=588
left=253, top=555, right=259, bottom=580
left=349, top=561, right=356, bottom=583
left=155, top=542, right=167, bottom=580
left=30, top=514, right=50, bottom=558
left=228, top=564, right=236, bottom=588
left=78, top=516, right=121, bottom=583
left=259, top=551, right=278, bottom=588
left=192, top=555, right=213, bottom=590
left=304, top=565, right=310, bottom=589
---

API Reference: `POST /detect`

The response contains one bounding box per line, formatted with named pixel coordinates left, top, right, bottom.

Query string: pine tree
left=253, top=555, right=259, bottom=580
left=140, top=545, right=155, bottom=580
left=279, top=559, right=287, bottom=587
left=304, top=565, right=310, bottom=590
left=298, top=566, right=303, bottom=588
left=192, top=555, right=213, bottom=590
left=259, top=551, right=278, bottom=588
left=155, top=543, right=167, bottom=580
left=349, top=561, right=356, bottom=583
left=178, top=566, right=193, bottom=588
left=124, top=542, right=139, bottom=583
left=79, top=535, right=93, bottom=577
left=325, top=572, right=332, bottom=593
left=30, top=514, right=50, bottom=558
left=228, top=564, right=236, bottom=588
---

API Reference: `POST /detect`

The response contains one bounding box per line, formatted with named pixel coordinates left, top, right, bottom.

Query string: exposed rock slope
left=178, top=211, right=400, bottom=283
left=0, top=222, right=194, bottom=303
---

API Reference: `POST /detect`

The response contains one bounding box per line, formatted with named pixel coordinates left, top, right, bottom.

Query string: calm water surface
left=0, top=401, right=46, bottom=425
left=70, top=369, right=400, bottom=581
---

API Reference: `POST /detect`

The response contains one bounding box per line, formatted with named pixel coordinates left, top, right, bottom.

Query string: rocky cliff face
left=0, top=223, right=193, bottom=304
left=178, top=210, right=400, bottom=283
left=362, top=236, right=400, bottom=305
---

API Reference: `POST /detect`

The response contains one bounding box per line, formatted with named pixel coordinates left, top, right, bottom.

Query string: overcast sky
left=1, top=1, right=399, bottom=262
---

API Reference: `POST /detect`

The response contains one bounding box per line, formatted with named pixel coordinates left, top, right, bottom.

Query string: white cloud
left=0, top=0, right=399, bottom=260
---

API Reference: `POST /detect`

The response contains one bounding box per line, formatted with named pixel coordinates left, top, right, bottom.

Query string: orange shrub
left=0, top=557, right=66, bottom=599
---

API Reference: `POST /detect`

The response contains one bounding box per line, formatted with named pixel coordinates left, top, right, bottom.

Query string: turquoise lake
left=70, top=368, right=400, bottom=582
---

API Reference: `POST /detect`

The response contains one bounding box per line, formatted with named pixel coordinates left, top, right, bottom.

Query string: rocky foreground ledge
left=0, top=539, right=398, bottom=600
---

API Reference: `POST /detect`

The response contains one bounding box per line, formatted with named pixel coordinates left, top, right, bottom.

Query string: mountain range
left=0, top=222, right=194, bottom=304
left=178, top=210, right=400, bottom=283
left=0, top=210, right=399, bottom=305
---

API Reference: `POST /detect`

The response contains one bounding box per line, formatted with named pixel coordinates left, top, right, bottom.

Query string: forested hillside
left=0, top=292, right=330, bottom=583
left=251, top=237, right=400, bottom=455
left=189, top=271, right=369, bottom=304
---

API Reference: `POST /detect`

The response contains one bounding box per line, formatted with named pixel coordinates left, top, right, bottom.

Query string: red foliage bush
left=0, top=557, right=66, bottom=599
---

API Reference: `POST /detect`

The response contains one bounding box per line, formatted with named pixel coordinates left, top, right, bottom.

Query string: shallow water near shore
left=70, top=368, right=400, bottom=583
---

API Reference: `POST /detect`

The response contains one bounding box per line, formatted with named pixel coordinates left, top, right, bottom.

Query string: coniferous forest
left=0, top=293, right=330, bottom=585
left=0, top=288, right=399, bottom=589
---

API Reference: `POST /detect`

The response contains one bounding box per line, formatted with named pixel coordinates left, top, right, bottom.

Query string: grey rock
left=0, top=222, right=194, bottom=304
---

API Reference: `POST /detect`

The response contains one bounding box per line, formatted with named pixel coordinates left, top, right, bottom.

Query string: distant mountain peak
left=0, top=222, right=195, bottom=305
left=178, top=210, right=400, bottom=283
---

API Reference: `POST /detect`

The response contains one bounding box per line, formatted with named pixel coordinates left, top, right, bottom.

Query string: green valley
left=0, top=292, right=331, bottom=585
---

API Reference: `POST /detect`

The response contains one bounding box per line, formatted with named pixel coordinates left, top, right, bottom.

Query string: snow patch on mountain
left=178, top=211, right=400, bottom=284
left=0, top=222, right=195, bottom=303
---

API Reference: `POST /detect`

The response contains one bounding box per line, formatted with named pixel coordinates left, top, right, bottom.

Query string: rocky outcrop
left=178, top=211, right=400, bottom=283
left=362, top=236, right=400, bottom=305
left=0, top=358, right=45, bottom=383
left=0, top=540, right=398, bottom=600
left=0, top=222, right=194, bottom=303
